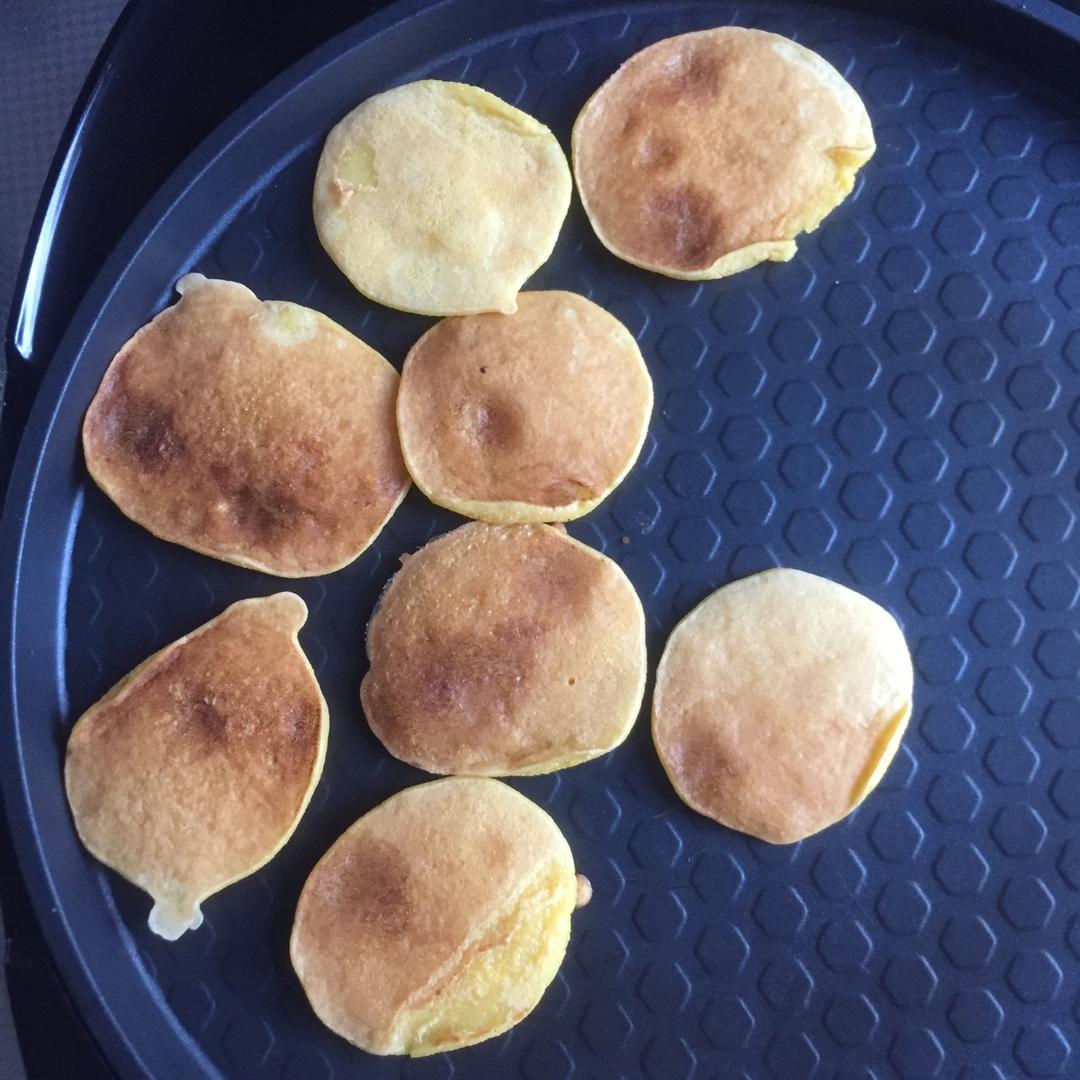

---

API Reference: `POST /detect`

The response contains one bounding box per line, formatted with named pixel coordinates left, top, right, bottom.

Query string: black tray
left=3, top=1, right=1080, bottom=1077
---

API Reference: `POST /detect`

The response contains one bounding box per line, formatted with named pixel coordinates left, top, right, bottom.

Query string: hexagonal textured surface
left=5, top=4, right=1080, bottom=1080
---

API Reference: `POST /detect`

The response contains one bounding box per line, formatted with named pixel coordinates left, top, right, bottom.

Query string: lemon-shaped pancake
left=65, top=594, right=327, bottom=939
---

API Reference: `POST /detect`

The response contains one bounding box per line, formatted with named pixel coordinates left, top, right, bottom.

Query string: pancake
left=64, top=593, right=328, bottom=940
left=361, top=521, right=646, bottom=775
left=82, top=274, right=408, bottom=577
left=572, top=27, right=875, bottom=279
left=653, top=568, right=913, bottom=843
left=290, top=777, right=589, bottom=1056
left=314, top=80, right=571, bottom=315
left=397, top=291, right=654, bottom=522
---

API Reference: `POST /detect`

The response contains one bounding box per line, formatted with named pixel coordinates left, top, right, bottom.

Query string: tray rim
left=3, top=1, right=1079, bottom=1077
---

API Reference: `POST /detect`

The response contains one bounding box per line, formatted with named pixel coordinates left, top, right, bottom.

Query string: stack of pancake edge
left=65, top=27, right=914, bottom=1058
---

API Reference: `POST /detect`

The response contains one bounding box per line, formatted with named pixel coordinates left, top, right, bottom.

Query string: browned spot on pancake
left=637, top=134, right=679, bottom=169
left=286, top=700, right=319, bottom=744
left=349, top=478, right=374, bottom=510
left=420, top=622, right=539, bottom=717
left=295, top=435, right=328, bottom=476
left=260, top=694, right=320, bottom=776
left=670, top=708, right=747, bottom=810
left=462, top=397, right=522, bottom=450
left=368, top=618, right=546, bottom=763
left=363, top=526, right=624, bottom=771
left=236, top=485, right=299, bottom=539
left=99, top=364, right=186, bottom=471
left=121, top=400, right=185, bottom=468
left=327, top=835, right=413, bottom=939
left=188, top=693, right=226, bottom=745
left=709, top=737, right=748, bottom=781
left=377, top=472, right=407, bottom=499
left=650, top=185, right=721, bottom=270
left=661, top=46, right=722, bottom=101
left=494, top=618, right=544, bottom=647
left=525, top=535, right=604, bottom=620
left=209, top=462, right=307, bottom=542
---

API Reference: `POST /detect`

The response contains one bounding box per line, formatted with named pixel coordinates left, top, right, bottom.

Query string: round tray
left=3, top=1, right=1079, bottom=1077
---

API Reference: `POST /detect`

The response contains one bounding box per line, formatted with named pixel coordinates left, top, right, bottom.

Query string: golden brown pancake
left=572, top=28, right=875, bottom=279
left=314, top=80, right=571, bottom=315
left=65, top=593, right=328, bottom=939
left=290, top=777, right=589, bottom=1056
left=82, top=274, right=409, bottom=577
left=361, top=522, right=646, bottom=775
left=397, top=291, right=653, bottom=522
left=653, top=568, right=913, bottom=843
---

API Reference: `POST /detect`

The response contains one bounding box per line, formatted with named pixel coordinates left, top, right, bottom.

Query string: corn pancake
left=397, top=291, right=653, bottom=523
left=65, top=594, right=327, bottom=940
left=572, top=27, right=875, bottom=279
left=653, top=568, right=913, bottom=843
left=361, top=522, right=646, bottom=775
left=314, top=80, right=571, bottom=315
left=82, top=275, right=408, bottom=577
left=291, top=777, right=589, bottom=1055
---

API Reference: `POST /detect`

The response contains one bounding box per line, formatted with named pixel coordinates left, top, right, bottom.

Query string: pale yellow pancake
left=82, top=274, right=409, bottom=577
left=290, top=777, right=590, bottom=1056
left=653, top=568, right=913, bottom=843
left=314, top=80, right=571, bottom=315
left=361, top=522, right=646, bottom=775
left=65, top=594, right=328, bottom=939
left=397, top=291, right=653, bottom=522
left=572, top=28, right=875, bottom=279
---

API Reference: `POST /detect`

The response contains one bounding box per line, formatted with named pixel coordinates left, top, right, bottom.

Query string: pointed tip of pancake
left=253, top=590, right=308, bottom=631
left=148, top=898, right=204, bottom=941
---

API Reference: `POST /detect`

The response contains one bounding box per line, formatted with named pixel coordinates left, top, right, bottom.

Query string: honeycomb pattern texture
left=51, top=3, right=1080, bottom=1078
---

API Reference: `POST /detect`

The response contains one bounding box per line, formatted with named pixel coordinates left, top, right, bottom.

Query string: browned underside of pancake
left=65, top=594, right=325, bottom=899
left=652, top=570, right=912, bottom=843
left=397, top=291, right=651, bottom=509
left=290, top=777, right=571, bottom=1051
left=573, top=28, right=871, bottom=272
left=360, top=523, right=645, bottom=774
left=82, top=278, right=409, bottom=576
